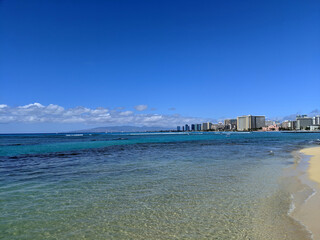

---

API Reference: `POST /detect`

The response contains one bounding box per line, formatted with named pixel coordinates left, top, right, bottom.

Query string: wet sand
left=294, top=146, right=320, bottom=240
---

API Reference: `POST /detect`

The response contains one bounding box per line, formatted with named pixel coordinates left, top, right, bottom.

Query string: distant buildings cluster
left=281, top=115, right=320, bottom=131
left=177, top=115, right=320, bottom=132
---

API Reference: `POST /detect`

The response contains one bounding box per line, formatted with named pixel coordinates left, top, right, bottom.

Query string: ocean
left=1, top=132, right=320, bottom=239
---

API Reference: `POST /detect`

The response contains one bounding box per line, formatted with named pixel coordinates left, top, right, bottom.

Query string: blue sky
left=0, top=0, right=319, bottom=132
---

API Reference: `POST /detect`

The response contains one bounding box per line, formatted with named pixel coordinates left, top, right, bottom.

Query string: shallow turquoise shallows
left=1, top=132, right=320, bottom=239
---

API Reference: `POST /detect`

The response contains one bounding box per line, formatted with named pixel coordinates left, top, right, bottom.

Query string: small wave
left=65, top=134, right=84, bottom=137
left=287, top=193, right=315, bottom=240
left=312, top=139, right=320, bottom=145
left=287, top=194, right=296, bottom=215
left=304, top=188, right=316, bottom=204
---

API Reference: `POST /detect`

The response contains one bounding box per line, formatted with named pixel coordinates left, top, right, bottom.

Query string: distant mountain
left=71, top=126, right=172, bottom=133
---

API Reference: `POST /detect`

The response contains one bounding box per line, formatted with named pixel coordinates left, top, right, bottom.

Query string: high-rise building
left=281, top=120, right=296, bottom=130
left=237, top=115, right=265, bottom=131
left=177, top=126, right=181, bottom=131
left=196, top=124, right=202, bottom=131
left=191, top=124, right=196, bottom=131
left=202, top=122, right=212, bottom=131
left=296, top=115, right=313, bottom=130
left=237, top=116, right=249, bottom=131
left=313, top=116, right=320, bottom=125
left=185, top=124, right=190, bottom=131
left=255, top=116, right=265, bottom=129
left=224, top=119, right=237, bottom=130
left=202, top=122, right=207, bottom=131
left=288, top=121, right=296, bottom=130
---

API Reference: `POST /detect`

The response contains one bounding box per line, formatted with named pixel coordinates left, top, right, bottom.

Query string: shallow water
left=1, top=132, right=320, bottom=239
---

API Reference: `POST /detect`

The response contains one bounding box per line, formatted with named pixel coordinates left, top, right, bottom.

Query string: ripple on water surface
left=1, top=132, right=320, bottom=239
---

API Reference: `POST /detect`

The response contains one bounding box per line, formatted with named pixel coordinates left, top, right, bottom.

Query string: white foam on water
left=287, top=194, right=296, bottom=215
left=287, top=194, right=314, bottom=240
left=65, top=134, right=84, bottom=137
left=304, top=188, right=316, bottom=204
left=286, top=150, right=317, bottom=240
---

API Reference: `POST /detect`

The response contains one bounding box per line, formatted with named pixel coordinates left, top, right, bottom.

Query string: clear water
left=1, top=132, right=320, bottom=239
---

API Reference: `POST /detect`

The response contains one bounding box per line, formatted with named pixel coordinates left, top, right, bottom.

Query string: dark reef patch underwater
left=1, top=132, right=320, bottom=239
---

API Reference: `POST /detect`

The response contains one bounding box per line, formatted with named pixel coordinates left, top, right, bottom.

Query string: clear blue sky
left=0, top=0, right=319, bottom=132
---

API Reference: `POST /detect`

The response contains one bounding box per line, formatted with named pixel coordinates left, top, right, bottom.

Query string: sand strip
left=294, top=146, right=320, bottom=240
left=301, top=147, right=320, bottom=186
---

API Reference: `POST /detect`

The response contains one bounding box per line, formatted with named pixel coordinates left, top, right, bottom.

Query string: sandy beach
left=301, top=147, right=320, bottom=186
left=294, top=146, right=320, bottom=240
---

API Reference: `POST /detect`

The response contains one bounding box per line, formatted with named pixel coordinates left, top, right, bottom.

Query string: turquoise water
left=1, top=132, right=320, bottom=239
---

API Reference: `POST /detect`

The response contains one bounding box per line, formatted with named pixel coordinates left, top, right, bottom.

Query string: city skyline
left=1, top=0, right=320, bottom=133
left=177, top=114, right=320, bottom=132
left=0, top=102, right=319, bottom=133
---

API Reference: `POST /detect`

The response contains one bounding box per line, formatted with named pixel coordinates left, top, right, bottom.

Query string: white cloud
left=134, top=104, right=148, bottom=111
left=19, top=102, right=44, bottom=109
left=0, top=103, right=211, bottom=127
left=119, top=111, right=133, bottom=116
left=44, top=104, right=65, bottom=115
left=143, top=115, right=163, bottom=122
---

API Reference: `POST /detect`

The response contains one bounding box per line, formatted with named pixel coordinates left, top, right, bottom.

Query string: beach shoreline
left=291, top=146, right=320, bottom=240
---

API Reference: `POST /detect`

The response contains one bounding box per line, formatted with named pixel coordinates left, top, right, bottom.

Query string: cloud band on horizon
left=0, top=103, right=211, bottom=127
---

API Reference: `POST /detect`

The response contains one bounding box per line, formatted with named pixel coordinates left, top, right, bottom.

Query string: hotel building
left=237, top=115, right=265, bottom=131
left=296, top=115, right=313, bottom=130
